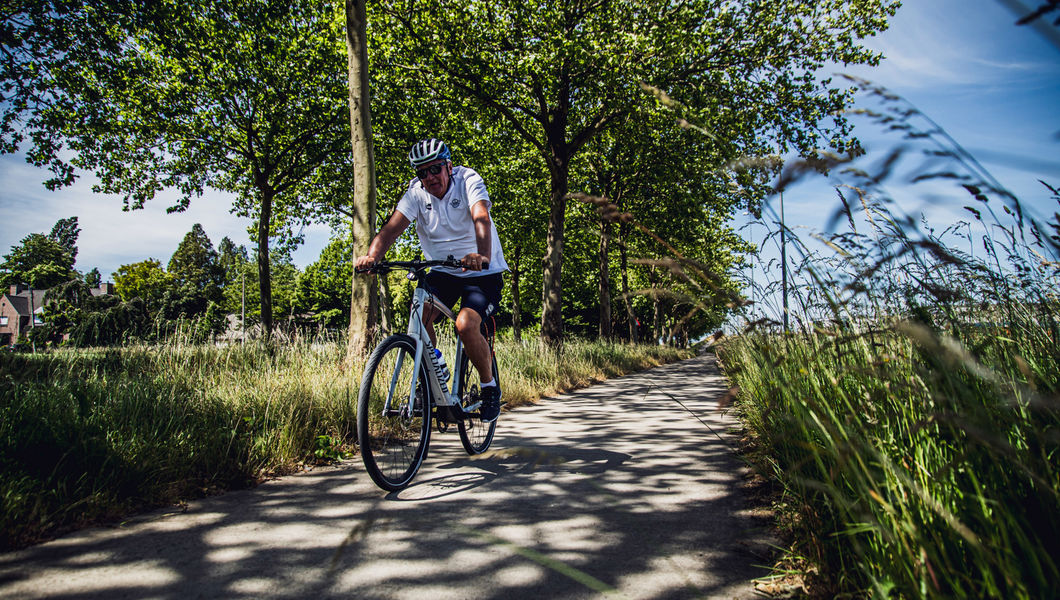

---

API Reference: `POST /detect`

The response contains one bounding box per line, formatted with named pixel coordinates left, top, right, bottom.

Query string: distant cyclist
left=355, top=138, right=508, bottom=422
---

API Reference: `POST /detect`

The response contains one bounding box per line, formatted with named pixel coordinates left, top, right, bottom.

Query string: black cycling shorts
left=420, top=271, right=503, bottom=320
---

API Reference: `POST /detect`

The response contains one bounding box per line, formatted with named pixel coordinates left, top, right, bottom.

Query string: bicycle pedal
left=434, top=404, right=465, bottom=424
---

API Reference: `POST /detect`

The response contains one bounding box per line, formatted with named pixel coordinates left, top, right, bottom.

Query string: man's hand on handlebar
left=354, top=255, right=379, bottom=274
left=460, top=253, right=489, bottom=272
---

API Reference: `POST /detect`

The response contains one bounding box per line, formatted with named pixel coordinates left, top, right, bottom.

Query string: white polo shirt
left=395, top=165, right=509, bottom=277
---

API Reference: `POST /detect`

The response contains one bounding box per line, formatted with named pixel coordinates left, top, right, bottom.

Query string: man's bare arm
left=462, top=201, right=492, bottom=271
left=354, top=211, right=411, bottom=270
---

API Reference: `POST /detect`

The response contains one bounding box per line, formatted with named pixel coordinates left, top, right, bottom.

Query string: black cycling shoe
left=479, top=385, right=501, bottom=423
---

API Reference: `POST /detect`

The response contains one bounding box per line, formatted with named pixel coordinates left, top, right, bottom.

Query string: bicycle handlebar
left=355, top=255, right=489, bottom=275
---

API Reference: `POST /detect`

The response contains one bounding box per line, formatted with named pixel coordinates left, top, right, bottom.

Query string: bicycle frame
left=399, top=286, right=477, bottom=413
left=356, top=257, right=499, bottom=491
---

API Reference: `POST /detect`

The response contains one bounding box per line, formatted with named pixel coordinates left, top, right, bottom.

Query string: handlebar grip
left=452, top=259, right=489, bottom=270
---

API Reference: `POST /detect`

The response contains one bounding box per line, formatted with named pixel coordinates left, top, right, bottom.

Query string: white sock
left=480, top=379, right=497, bottom=388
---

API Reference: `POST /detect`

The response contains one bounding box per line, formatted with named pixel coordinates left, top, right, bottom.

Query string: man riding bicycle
left=355, top=138, right=508, bottom=422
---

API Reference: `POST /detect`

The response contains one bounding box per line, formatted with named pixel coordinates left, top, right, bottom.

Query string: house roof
left=3, top=290, right=49, bottom=316
left=89, top=283, right=115, bottom=297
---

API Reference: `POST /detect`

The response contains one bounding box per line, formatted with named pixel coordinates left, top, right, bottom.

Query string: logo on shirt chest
left=450, top=197, right=461, bottom=209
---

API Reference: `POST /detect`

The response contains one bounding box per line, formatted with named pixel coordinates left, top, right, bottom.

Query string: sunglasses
left=416, top=164, right=445, bottom=179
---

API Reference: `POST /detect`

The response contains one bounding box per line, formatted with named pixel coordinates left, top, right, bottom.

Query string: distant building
left=0, top=283, right=115, bottom=346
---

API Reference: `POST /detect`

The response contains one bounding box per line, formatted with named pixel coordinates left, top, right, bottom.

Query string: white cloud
left=842, top=0, right=1060, bottom=90
left=1, top=156, right=252, bottom=279
left=1, top=155, right=342, bottom=280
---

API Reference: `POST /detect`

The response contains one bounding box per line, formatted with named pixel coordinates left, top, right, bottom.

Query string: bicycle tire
left=456, top=351, right=498, bottom=455
left=356, top=334, right=433, bottom=491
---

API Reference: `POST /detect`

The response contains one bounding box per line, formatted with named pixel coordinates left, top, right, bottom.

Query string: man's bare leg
left=421, top=304, right=439, bottom=347
left=455, top=307, right=493, bottom=383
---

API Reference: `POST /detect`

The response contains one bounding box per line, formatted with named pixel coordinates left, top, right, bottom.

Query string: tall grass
left=721, top=316, right=1058, bottom=597
left=718, top=79, right=1060, bottom=598
left=0, top=332, right=689, bottom=550
left=0, top=331, right=355, bottom=549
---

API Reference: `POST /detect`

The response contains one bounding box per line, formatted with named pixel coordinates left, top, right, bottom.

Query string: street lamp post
left=780, top=191, right=789, bottom=333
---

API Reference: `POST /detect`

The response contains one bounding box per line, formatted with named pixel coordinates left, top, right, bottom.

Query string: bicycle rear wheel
left=357, top=334, right=432, bottom=491
left=456, top=351, right=498, bottom=455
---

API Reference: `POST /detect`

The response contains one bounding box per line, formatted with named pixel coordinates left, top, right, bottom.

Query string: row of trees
left=0, top=217, right=84, bottom=289
left=2, top=219, right=307, bottom=346
left=1, top=0, right=900, bottom=349
left=3, top=211, right=741, bottom=347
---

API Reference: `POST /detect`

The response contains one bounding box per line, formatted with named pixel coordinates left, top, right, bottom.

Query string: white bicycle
left=355, top=257, right=500, bottom=491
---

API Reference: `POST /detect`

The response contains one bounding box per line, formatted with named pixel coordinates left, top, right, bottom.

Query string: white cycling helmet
left=408, top=138, right=451, bottom=167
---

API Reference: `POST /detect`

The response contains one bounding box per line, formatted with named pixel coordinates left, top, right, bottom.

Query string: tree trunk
left=651, top=268, right=662, bottom=344
left=540, top=156, right=569, bottom=345
left=379, top=272, right=394, bottom=333
left=618, top=221, right=637, bottom=343
left=344, top=0, right=379, bottom=362
left=257, top=188, right=273, bottom=339
left=511, top=244, right=522, bottom=342
left=598, top=217, right=612, bottom=340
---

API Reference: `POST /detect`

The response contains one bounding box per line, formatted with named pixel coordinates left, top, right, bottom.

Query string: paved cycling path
left=0, top=353, right=774, bottom=599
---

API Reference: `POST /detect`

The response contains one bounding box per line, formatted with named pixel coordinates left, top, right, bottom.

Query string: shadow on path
left=0, top=354, right=774, bottom=599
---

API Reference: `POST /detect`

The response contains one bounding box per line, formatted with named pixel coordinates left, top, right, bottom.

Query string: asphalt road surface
left=0, top=353, right=774, bottom=599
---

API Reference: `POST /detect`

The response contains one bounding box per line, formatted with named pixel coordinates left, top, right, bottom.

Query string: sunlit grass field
left=0, top=334, right=690, bottom=550
left=720, top=312, right=1058, bottom=598
left=716, top=86, right=1060, bottom=597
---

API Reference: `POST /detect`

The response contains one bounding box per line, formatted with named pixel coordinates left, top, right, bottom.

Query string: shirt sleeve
left=464, top=169, right=491, bottom=210
left=394, top=181, right=419, bottom=223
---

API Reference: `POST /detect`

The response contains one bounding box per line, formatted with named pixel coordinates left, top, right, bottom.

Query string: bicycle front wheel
left=356, top=334, right=433, bottom=491
left=456, top=351, right=499, bottom=455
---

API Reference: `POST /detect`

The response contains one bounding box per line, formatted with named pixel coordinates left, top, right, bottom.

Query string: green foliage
left=721, top=316, right=1059, bottom=598
left=0, top=0, right=140, bottom=177
left=160, top=225, right=227, bottom=339
left=13, top=0, right=354, bottom=335
left=312, top=434, right=347, bottom=463
left=226, top=249, right=303, bottom=327
left=83, top=268, right=101, bottom=287
left=112, top=259, right=172, bottom=309
left=6, top=0, right=860, bottom=346
left=31, top=225, right=233, bottom=347
left=38, top=280, right=153, bottom=347
left=371, top=0, right=900, bottom=341
left=0, top=336, right=354, bottom=549
left=218, top=237, right=252, bottom=315
left=39, top=0, right=351, bottom=214
left=1, top=232, right=76, bottom=288
left=269, top=255, right=303, bottom=323
left=48, top=217, right=80, bottom=261
left=298, top=236, right=353, bottom=329
left=65, top=296, right=153, bottom=347
left=167, top=224, right=224, bottom=306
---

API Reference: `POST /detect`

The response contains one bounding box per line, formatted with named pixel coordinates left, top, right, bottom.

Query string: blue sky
left=826, top=0, right=1059, bottom=204
left=1, top=0, right=1058, bottom=287
left=737, top=0, right=1060, bottom=322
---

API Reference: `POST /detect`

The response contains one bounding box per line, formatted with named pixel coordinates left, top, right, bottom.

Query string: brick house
left=0, top=283, right=115, bottom=346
